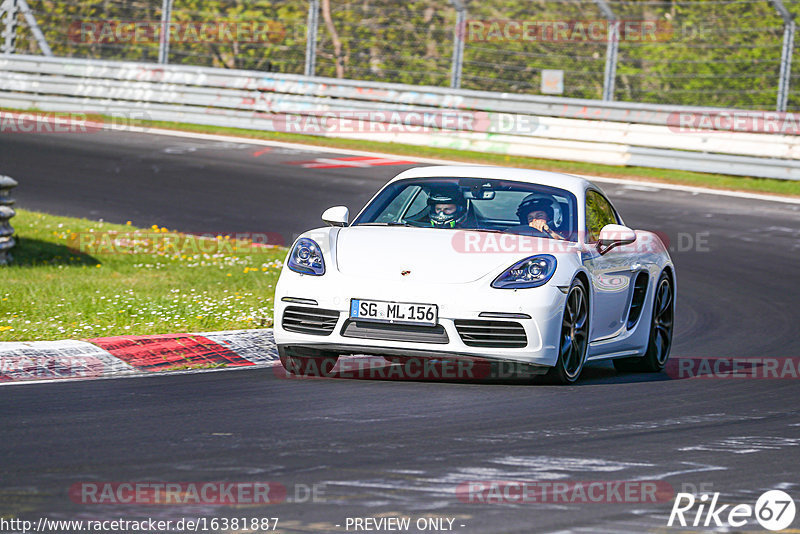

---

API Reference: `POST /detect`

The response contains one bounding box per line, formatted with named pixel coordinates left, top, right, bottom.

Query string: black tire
left=545, top=277, right=590, bottom=385
left=279, top=346, right=339, bottom=377
left=613, top=271, right=674, bottom=373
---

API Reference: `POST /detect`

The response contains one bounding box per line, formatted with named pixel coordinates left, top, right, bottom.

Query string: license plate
left=350, top=299, right=438, bottom=326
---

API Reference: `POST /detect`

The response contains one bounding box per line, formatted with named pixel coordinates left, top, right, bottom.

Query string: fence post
left=304, top=0, right=319, bottom=77
left=0, top=175, right=18, bottom=265
left=1, top=0, right=18, bottom=55
left=771, top=0, right=795, bottom=112
left=157, top=0, right=173, bottom=64
left=16, top=0, right=52, bottom=56
left=449, top=0, right=466, bottom=89
left=593, top=0, right=618, bottom=101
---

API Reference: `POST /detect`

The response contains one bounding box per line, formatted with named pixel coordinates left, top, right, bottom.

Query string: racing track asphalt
left=1, top=130, right=799, bottom=532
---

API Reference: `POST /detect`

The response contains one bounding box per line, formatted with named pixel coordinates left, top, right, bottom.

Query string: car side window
left=585, top=190, right=618, bottom=243
left=403, top=188, right=430, bottom=219
left=373, top=185, right=421, bottom=223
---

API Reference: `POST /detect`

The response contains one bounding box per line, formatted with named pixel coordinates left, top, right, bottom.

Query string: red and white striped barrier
left=0, top=329, right=279, bottom=384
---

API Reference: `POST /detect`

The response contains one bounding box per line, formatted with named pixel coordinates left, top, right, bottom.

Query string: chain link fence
left=4, top=0, right=800, bottom=111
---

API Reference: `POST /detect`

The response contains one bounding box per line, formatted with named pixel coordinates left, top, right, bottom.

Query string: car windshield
left=352, top=177, right=579, bottom=241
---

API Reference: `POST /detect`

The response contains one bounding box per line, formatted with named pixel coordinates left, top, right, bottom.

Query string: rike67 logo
left=668, top=490, right=796, bottom=531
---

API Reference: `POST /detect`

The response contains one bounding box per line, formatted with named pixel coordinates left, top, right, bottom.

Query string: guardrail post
left=771, top=0, right=795, bottom=112
left=0, top=175, right=18, bottom=265
left=157, top=0, right=173, bottom=64
left=1, top=0, right=18, bottom=55
left=304, top=0, right=319, bottom=77
left=593, top=0, right=618, bottom=101
left=449, top=0, right=466, bottom=89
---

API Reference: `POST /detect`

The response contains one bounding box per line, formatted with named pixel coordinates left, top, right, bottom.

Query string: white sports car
left=273, top=166, right=675, bottom=384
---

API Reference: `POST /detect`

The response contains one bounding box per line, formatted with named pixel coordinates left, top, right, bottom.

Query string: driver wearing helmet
left=427, top=186, right=471, bottom=228
left=515, top=194, right=567, bottom=240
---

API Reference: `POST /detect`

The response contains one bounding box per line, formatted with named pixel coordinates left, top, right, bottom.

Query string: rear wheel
left=545, top=278, right=590, bottom=385
left=614, top=271, right=674, bottom=373
left=279, top=346, right=339, bottom=377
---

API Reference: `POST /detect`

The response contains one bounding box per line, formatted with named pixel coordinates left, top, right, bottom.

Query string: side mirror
left=322, top=206, right=349, bottom=227
left=597, top=224, right=636, bottom=254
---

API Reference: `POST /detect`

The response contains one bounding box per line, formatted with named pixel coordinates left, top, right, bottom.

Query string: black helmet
left=516, top=193, right=561, bottom=226
left=427, top=185, right=468, bottom=228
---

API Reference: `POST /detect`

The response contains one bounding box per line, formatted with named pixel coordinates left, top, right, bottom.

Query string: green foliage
left=12, top=0, right=800, bottom=109
left=1, top=210, right=285, bottom=341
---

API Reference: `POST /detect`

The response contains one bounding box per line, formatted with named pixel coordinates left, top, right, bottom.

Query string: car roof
left=389, top=165, right=596, bottom=195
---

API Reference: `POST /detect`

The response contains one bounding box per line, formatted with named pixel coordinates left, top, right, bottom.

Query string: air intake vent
left=341, top=320, right=449, bottom=344
left=627, top=273, right=650, bottom=329
left=282, top=306, right=339, bottom=336
left=454, top=320, right=527, bottom=348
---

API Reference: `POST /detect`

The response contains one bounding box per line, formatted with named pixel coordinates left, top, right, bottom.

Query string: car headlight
left=492, top=255, right=557, bottom=289
left=287, top=238, right=325, bottom=276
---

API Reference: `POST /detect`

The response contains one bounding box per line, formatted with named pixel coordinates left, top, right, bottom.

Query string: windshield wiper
left=355, top=222, right=412, bottom=227
left=463, top=228, right=504, bottom=233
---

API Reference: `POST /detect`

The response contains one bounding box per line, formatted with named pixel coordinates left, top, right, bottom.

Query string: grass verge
left=0, top=210, right=285, bottom=341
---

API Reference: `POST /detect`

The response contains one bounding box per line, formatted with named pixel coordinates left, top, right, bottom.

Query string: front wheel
left=545, top=278, right=590, bottom=385
left=614, top=271, right=674, bottom=373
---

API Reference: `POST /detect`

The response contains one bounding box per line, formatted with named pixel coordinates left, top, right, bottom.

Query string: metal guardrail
left=0, top=55, right=737, bottom=125
left=0, top=175, right=17, bottom=265
left=2, top=54, right=800, bottom=180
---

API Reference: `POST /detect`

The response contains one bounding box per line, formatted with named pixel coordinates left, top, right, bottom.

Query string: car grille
left=454, top=319, right=528, bottom=348
left=282, top=306, right=340, bottom=336
left=341, top=319, right=449, bottom=344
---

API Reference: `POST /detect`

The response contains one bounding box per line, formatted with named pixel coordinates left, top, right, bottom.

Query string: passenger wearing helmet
left=427, top=186, right=470, bottom=228
left=514, top=194, right=567, bottom=240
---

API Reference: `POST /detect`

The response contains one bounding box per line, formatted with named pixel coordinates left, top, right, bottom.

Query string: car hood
left=334, top=226, right=560, bottom=284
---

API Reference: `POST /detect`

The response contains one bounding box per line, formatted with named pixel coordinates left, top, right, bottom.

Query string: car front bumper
left=273, top=270, right=568, bottom=369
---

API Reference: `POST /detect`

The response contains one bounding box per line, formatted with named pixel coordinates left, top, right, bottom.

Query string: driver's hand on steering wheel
left=528, top=218, right=549, bottom=232
left=529, top=218, right=565, bottom=240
